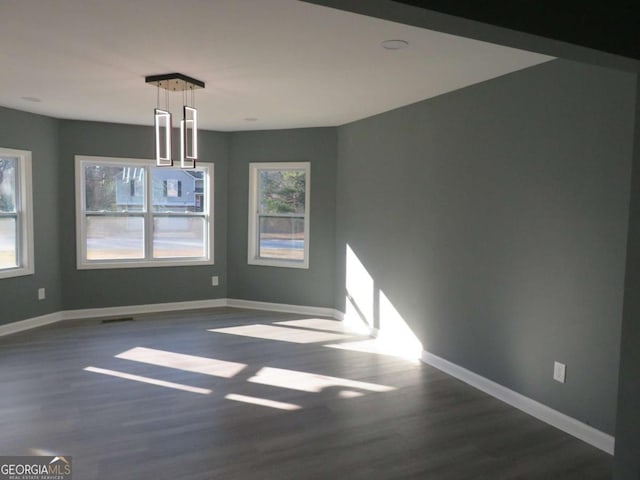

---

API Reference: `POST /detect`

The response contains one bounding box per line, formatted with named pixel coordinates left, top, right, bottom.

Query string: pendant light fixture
left=145, top=73, right=205, bottom=168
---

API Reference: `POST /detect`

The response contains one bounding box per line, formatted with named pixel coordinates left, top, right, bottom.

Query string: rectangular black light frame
left=145, top=73, right=205, bottom=91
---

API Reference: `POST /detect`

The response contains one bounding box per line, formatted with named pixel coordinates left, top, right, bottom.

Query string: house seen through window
left=76, top=156, right=213, bottom=269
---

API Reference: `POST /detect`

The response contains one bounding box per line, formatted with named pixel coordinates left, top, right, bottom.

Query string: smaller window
left=248, top=162, right=310, bottom=268
left=0, top=148, right=34, bottom=279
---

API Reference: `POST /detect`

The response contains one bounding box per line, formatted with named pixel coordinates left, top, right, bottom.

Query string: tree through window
left=248, top=162, right=310, bottom=268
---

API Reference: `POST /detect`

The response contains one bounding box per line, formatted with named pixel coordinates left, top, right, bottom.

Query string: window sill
left=0, top=265, right=34, bottom=280
left=248, top=257, right=309, bottom=269
left=77, top=258, right=214, bottom=270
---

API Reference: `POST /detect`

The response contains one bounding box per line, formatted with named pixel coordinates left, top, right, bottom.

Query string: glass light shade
left=155, top=109, right=172, bottom=166
left=180, top=106, right=197, bottom=169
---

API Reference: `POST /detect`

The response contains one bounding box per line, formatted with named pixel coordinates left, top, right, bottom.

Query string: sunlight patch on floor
left=29, top=448, right=61, bottom=457
left=208, top=324, right=356, bottom=344
left=274, top=318, right=351, bottom=334
left=337, top=390, right=364, bottom=398
left=247, top=366, right=395, bottom=395
left=324, top=339, right=421, bottom=363
left=84, top=366, right=212, bottom=395
left=115, top=347, right=246, bottom=378
left=225, top=393, right=301, bottom=411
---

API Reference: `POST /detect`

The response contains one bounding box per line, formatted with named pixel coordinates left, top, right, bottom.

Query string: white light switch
left=38, top=288, right=46, bottom=300
left=553, top=361, right=566, bottom=383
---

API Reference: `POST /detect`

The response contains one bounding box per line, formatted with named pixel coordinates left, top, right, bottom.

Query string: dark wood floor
left=0, top=308, right=612, bottom=479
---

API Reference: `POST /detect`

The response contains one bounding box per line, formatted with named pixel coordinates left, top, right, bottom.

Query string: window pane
left=259, top=170, right=305, bottom=215
left=85, top=165, right=144, bottom=212
left=153, top=217, right=205, bottom=258
left=259, top=216, right=304, bottom=260
left=0, top=217, right=17, bottom=268
left=0, top=157, right=17, bottom=213
left=86, top=216, right=144, bottom=260
left=152, top=168, right=204, bottom=213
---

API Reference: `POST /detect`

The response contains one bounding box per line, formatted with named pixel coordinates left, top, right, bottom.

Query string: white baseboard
left=226, top=298, right=340, bottom=319
left=62, top=298, right=227, bottom=321
left=420, top=350, right=615, bottom=455
left=0, top=312, right=65, bottom=337
left=0, top=298, right=340, bottom=338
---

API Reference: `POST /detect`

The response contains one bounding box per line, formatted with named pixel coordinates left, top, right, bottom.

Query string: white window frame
left=248, top=162, right=310, bottom=269
left=0, top=148, right=34, bottom=279
left=75, top=155, right=214, bottom=269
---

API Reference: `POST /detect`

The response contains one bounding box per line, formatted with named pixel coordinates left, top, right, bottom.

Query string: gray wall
left=227, top=128, right=337, bottom=308
left=336, top=59, right=636, bottom=434
left=58, top=120, right=229, bottom=309
left=1, top=116, right=337, bottom=315
left=0, top=107, right=61, bottom=325
left=614, top=74, right=640, bottom=480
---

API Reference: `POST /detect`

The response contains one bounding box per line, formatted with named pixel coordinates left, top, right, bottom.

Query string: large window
left=248, top=162, right=310, bottom=268
left=76, top=156, right=213, bottom=269
left=0, top=148, right=34, bottom=279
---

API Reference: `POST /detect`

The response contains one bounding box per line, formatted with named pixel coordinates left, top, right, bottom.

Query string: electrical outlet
left=553, top=361, right=566, bottom=383
left=38, top=288, right=46, bottom=300
left=211, top=276, right=219, bottom=286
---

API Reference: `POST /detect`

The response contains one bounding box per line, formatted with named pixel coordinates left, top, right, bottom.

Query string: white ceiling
left=0, top=0, right=552, bottom=131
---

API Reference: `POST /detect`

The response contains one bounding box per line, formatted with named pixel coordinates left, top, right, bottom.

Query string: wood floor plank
left=0, top=308, right=612, bottom=479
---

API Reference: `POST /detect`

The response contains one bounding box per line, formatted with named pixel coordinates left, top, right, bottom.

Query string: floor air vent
left=101, top=317, right=134, bottom=324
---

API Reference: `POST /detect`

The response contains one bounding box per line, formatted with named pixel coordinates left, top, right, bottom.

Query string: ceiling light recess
left=145, top=73, right=205, bottom=168
left=381, top=39, right=409, bottom=50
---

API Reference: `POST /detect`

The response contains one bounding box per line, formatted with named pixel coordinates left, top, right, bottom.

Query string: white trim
left=420, top=350, right=615, bottom=455
left=0, top=298, right=340, bottom=338
left=0, top=312, right=64, bottom=336
left=226, top=298, right=338, bottom=319
left=0, top=300, right=226, bottom=337
left=0, top=147, right=34, bottom=279
left=62, top=298, right=227, bottom=321
left=74, top=155, right=214, bottom=270
left=247, top=162, right=310, bottom=269
left=74, top=155, right=84, bottom=267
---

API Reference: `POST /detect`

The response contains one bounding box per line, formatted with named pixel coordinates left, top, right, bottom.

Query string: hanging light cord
left=180, top=84, right=196, bottom=108
left=155, top=82, right=171, bottom=112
